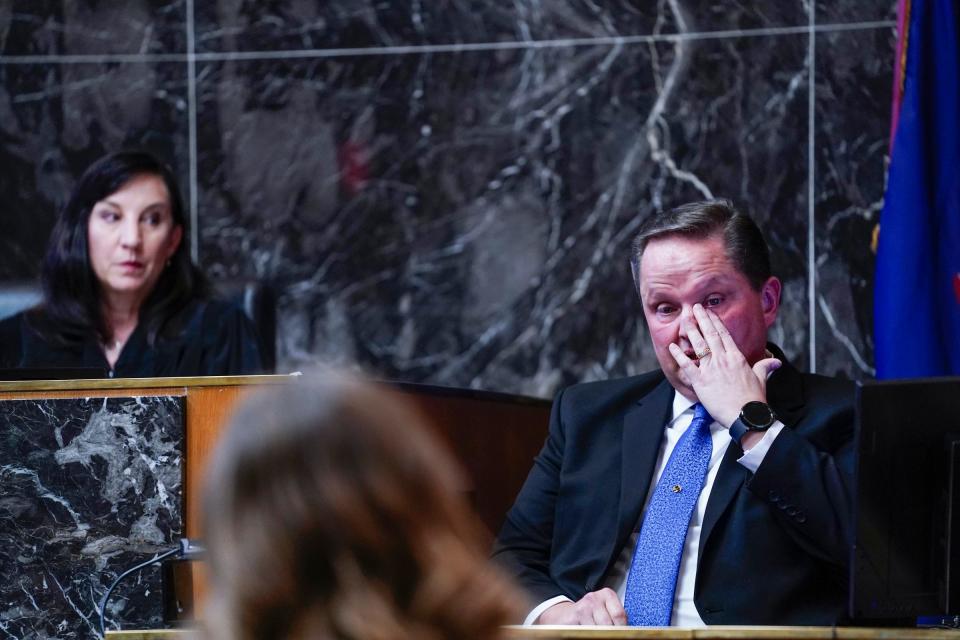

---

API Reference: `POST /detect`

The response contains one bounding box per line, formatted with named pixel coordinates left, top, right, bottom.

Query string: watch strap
left=729, top=417, right=751, bottom=445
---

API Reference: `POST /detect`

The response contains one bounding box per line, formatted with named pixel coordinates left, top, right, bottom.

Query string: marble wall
left=0, top=395, right=184, bottom=638
left=0, top=1, right=896, bottom=396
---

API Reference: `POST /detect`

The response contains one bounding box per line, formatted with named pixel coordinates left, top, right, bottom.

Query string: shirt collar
left=669, top=391, right=697, bottom=427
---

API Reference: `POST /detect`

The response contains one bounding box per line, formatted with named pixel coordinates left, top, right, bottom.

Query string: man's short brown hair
left=629, top=199, right=773, bottom=291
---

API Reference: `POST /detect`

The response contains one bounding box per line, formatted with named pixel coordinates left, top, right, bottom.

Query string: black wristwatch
left=729, top=401, right=777, bottom=445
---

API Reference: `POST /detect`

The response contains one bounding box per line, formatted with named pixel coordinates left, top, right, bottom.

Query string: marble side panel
left=0, top=395, right=185, bottom=638
left=813, top=25, right=894, bottom=379
left=0, top=61, right=190, bottom=281
left=0, top=0, right=187, bottom=57
left=196, top=33, right=811, bottom=396
left=194, top=1, right=809, bottom=53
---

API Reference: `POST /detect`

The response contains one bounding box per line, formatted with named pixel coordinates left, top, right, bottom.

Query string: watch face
left=741, top=401, right=775, bottom=429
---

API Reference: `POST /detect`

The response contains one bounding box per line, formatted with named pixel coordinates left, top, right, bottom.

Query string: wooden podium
left=0, top=374, right=550, bottom=634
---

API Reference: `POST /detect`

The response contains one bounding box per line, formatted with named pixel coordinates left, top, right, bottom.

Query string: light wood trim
left=0, top=386, right=187, bottom=401
left=0, top=373, right=293, bottom=393
left=104, top=627, right=960, bottom=639
left=501, top=627, right=960, bottom=639
left=183, top=384, right=263, bottom=611
left=105, top=632, right=196, bottom=639
left=184, top=385, right=259, bottom=537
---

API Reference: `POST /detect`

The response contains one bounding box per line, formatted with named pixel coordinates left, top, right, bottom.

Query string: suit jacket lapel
left=699, top=440, right=748, bottom=554
left=699, top=344, right=807, bottom=555
left=614, top=378, right=674, bottom=567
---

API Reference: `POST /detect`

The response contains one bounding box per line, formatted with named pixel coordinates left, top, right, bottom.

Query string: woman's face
left=87, top=173, right=183, bottom=308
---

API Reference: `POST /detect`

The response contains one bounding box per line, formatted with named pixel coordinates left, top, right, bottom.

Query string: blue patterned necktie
left=623, top=402, right=714, bottom=626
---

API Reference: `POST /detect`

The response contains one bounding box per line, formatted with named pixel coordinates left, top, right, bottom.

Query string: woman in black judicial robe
left=0, top=151, right=263, bottom=378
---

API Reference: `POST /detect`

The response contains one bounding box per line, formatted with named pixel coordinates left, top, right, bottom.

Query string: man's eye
left=704, top=296, right=723, bottom=308
left=655, top=304, right=677, bottom=315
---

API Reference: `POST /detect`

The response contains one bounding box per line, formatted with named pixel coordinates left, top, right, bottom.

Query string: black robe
left=0, top=298, right=264, bottom=378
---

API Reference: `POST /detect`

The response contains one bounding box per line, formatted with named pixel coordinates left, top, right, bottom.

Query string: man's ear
left=761, top=276, right=781, bottom=326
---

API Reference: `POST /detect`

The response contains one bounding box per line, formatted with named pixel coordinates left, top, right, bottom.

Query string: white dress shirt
left=525, top=391, right=784, bottom=626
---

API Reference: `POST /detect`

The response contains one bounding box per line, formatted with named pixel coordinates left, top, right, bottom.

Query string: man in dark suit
left=493, top=200, right=854, bottom=626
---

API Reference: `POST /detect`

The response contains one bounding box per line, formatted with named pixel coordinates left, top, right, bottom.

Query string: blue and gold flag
left=874, top=0, right=960, bottom=378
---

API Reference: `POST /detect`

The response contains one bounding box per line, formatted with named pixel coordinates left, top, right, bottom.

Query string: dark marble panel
left=0, top=395, right=184, bottom=638
left=194, top=1, right=809, bottom=53
left=813, top=25, right=894, bottom=379
left=0, top=0, right=187, bottom=57
left=816, top=0, right=898, bottom=26
left=196, top=32, right=811, bottom=396
left=0, top=61, right=190, bottom=281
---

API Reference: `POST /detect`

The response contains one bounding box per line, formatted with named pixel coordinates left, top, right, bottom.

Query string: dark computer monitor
left=850, top=377, right=960, bottom=625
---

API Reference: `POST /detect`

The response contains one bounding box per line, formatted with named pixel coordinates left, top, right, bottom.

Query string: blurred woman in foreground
left=0, top=151, right=263, bottom=377
left=202, top=370, right=524, bottom=640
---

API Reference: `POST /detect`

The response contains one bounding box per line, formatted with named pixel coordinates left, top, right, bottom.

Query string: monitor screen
left=850, top=377, right=960, bottom=624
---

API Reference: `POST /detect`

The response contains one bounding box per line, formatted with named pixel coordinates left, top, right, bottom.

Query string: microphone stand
left=98, top=538, right=204, bottom=639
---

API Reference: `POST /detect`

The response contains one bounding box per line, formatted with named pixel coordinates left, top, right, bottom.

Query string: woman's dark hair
left=203, top=370, right=525, bottom=640
left=36, top=150, right=208, bottom=345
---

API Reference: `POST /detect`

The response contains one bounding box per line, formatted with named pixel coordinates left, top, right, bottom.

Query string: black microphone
left=97, top=538, right=205, bottom=639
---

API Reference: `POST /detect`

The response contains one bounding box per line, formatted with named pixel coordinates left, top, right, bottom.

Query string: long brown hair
left=202, top=371, right=524, bottom=640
